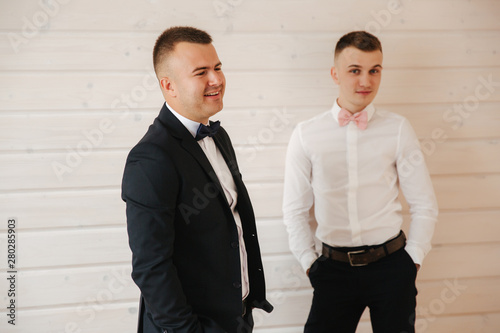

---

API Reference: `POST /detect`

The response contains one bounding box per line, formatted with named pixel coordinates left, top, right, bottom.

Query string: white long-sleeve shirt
left=283, top=100, right=438, bottom=272
left=167, top=102, right=249, bottom=300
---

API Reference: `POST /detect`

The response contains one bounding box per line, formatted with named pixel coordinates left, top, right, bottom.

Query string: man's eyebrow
left=192, top=62, right=222, bottom=74
left=347, top=64, right=383, bottom=68
left=192, top=66, right=208, bottom=73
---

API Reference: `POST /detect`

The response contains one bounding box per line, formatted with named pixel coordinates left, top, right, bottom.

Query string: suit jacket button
left=233, top=282, right=241, bottom=289
left=231, top=241, right=239, bottom=248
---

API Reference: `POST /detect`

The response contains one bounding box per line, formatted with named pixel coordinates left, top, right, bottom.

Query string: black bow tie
left=195, top=121, right=220, bottom=141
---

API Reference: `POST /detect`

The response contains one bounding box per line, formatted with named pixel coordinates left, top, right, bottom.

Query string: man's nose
left=208, top=70, right=224, bottom=86
left=359, top=73, right=370, bottom=87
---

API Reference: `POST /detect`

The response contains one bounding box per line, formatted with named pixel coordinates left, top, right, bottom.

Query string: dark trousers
left=237, top=302, right=255, bottom=333
left=305, top=248, right=418, bottom=333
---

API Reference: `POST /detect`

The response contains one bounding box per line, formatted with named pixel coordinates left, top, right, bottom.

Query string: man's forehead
left=173, top=42, right=217, bottom=58
left=337, top=47, right=383, bottom=67
left=172, top=42, right=220, bottom=67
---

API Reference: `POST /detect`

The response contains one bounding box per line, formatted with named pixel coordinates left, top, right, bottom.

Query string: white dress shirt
left=283, top=100, right=438, bottom=272
left=167, top=102, right=249, bottom=300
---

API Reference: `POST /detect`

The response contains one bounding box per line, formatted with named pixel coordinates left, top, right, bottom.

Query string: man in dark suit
left=122, top=26, right=273, bottom=333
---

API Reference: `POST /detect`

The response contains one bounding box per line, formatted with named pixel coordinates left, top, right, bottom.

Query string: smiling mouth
left=204, top=91, right=220, bottom=97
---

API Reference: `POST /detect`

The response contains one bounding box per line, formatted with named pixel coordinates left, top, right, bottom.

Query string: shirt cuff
left=405, top=244, right=426, bottom=266
left=300, top=251, right=319, bottom=272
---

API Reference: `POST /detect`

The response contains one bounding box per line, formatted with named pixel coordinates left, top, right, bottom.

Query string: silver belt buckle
left=347, top=250, right=368, bottom=267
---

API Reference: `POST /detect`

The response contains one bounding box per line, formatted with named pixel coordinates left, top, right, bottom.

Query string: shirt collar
left=165, top=101, right=201, bottom=139
left=331, top=99, right=376, bottom=124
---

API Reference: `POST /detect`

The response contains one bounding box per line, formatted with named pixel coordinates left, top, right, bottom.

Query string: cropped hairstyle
left=334, top=31, right=382, bottom=60
left=153, top=26, right=212, bottom=77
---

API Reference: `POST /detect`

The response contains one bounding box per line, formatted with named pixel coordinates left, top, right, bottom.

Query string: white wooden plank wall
left=0, top=0, right=499, bottom=332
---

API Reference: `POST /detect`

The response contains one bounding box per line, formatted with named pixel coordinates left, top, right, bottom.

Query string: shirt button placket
left=347, top=122, right=362, bottom=245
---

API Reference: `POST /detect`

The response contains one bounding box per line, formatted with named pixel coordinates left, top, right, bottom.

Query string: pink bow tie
left=338, top=108, right=368, bottom=130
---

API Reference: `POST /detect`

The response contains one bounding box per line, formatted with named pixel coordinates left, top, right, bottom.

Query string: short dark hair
left=334, top=31, right=382, bottom=59
left=153, top=26, right=213, bottom=77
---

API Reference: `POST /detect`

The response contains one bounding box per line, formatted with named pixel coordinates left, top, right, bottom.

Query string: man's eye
left=350, top=69, right=360, bottom=74
left=195, top=71, right=205, bottom=76
left=370, top=69, right=379, bottom=74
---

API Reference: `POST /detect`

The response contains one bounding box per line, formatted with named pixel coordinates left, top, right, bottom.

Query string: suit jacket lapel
left=157, top=105, right=225, bottom=196
left=212, top=130, right=243, bottom=189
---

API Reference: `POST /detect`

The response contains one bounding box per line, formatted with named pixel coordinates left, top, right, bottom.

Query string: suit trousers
left=142, top=304, right=254, bottom=333
left=304, top=247, right=418, bottom=333
left=236, top=304, right=255, bottom=333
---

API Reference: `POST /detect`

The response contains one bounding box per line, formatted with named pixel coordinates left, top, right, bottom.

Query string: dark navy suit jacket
left=122, top=105, right=272, bottom=333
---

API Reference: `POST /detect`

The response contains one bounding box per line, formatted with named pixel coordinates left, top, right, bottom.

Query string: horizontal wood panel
left=0, top=227, right=131, bottom=269
left=387, top=102, right=500, bottom=141
left=257, top=209, right=500, bottom=255
left=1, top=191, right=498, bottom=247
left=1, top=0, right=499, bottom=331
left=262, top=243, right=500, bottom=289
left=424, top=139, right=500, bottom=175
left=0, top=265, right=138, bottom=309
left=0, top=302, right=497, bottom=333
left=416, top=276, right=500, bottom=316
left=254, top=276, right=500, bottom=327
left=0, top=107, right=301, bottom=151
left=239, top=139, right=500, bottom=179
left=0, top=109, right=157, bottom=151
left=431, top=174, right=500, bottom=211
left=0, top=175, right=498, bottom=232
left=2, top=69, right=500, bottom=111
left=419, top=243, right=500, bottom=280
left=2, top=31, right=499, bottom=71
left=2, top=103, right=499, bottom=152
left=375, top=173, right=498, bottom=212
left=0, top=189, right=125, bottom=230
left=0, top=208, right=500, bottom=262
left=2, top=224, right=498, bottom=281
left=0, top=139, right=498, bottom=191
left=429, top=210, right=500, bottom=245
left=249, top=175, right=500, bottom=218
left=0, top=192, right=302, bottom=234
left=0, top=187, right=283, bottom=232
left=1, top=0, right=498, bottom=32
left=0, top=151, right=127, bottom=190
left=0, top=302, right=138, bottom=333
left=255, top=313, right=500, bottom=333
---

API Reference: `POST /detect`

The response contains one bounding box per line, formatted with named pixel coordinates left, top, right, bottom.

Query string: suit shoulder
left=126, top=118, right=175, bottom=163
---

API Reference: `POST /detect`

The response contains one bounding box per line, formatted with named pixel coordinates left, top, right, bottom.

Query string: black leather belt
left=322, top=231, right=406, bottom=267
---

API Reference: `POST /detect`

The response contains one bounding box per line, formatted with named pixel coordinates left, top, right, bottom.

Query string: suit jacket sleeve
left=122, top=142, right=224, bottom=333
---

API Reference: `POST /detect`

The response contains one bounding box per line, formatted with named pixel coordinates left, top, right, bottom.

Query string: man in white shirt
left=283, top=31, right=438, bottom=333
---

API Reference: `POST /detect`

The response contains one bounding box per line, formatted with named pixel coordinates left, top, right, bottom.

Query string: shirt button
left=231, top=241, right=239, bottom=249
left=233, top=282, right=241, bottom=289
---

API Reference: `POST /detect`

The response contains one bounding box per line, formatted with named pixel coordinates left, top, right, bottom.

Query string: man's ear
left=330, top=66, right=340, bottom=85
left=160, top=77, right=176, bottom=97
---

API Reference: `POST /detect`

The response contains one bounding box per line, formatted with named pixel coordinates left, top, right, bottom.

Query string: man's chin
left=204, top=105, right=223, bottom=118
left=354, top=97, right=375, bottom=110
